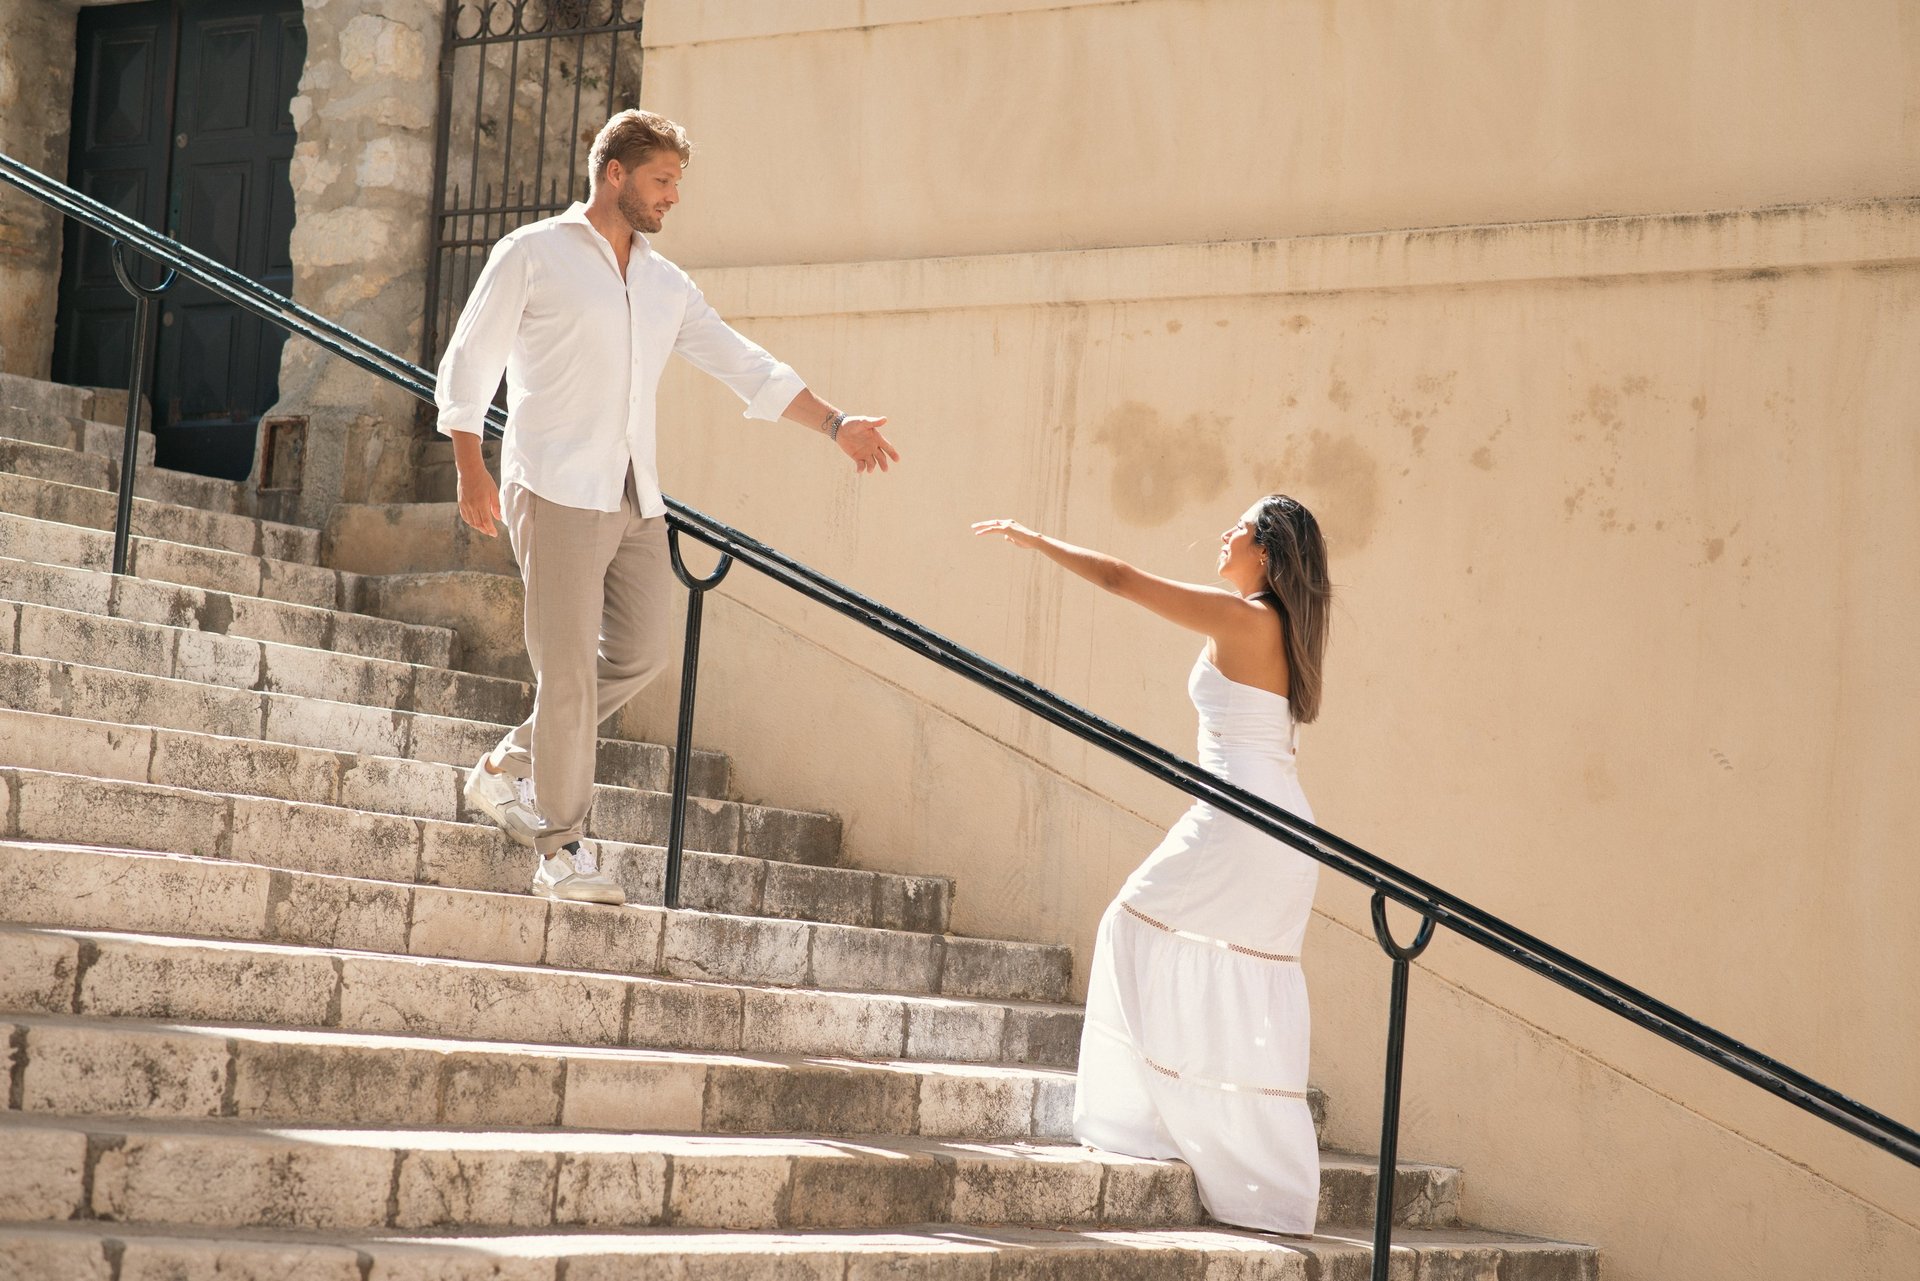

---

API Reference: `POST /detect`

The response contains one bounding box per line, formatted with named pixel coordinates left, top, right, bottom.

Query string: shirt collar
left=560, top=202, right=651, bottom=253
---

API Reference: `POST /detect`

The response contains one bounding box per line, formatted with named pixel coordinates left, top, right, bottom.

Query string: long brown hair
left=1251, top=494, right=1332, bottom=723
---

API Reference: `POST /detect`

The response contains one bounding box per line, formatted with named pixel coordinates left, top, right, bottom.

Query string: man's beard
left=617, top=186, right=663, bottom=233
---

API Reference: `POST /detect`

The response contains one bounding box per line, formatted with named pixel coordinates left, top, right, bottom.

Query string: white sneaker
left=464, top=754, right=547, bottom=846
left=533, top=840, right=625, bottom=905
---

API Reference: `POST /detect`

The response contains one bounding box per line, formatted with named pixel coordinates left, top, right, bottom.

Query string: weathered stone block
left=915, top=1066, right=1037, bottom=1139
left=117, top=1239, right=365, bottom=1281
left=873, top=872, right=951, bottom=935
left=553, top=1150, right=670, bottom=1227
left=904, top=998, right=1007, bottom=1063
left=92, top=1131, right=392, bottom=1228
left=0, top=1128, right=87, bottom=1219
left=259, top=640, right=411, bottom=708
left=150, top=729, right=338, bottom=808
left=1098, top=1157, right=1206, bottom=1225
left=1030, top=1073, right=1077, bottom=1139
left=739, top=803, right=841, bottom=867
left=809, top=922, right=941, bottom=995
left=21, top=1022, right=227, bottom=1118
left=231, top=1036, right=441, bottom=1127
left=441, top=1050, right=564, bottom=1126
left=739, top=988, right=904, bottom=1059
left=264, top=689, right=408, bottom=759
left=785, top=1147, right=946, bottom=1227
left=999, top=1006, right=1083, bottom=1069
left=171, top=627, right=263, bottom=687
left=0, top=1231, right=114, bottom=1281
left=395, top=1148, right=557, bottom=1229
left=0, top=929, right=79, bottom=1014
left=66, top=660, right=261, bottom=740
left=947, top=1148, right=1105, bottom=1225
left=939, top=937, right=1074, bottom=1003
left=78, top=937, right=337, bottom=1026
left=407, top=885, right=546, bottom=967
left=701, top=1060, right=916, bottom=1138
left=664, top=1148, right=789, bottom=1230
left=265, top=868, right=411, bottom=953
left=762, top=863, right=873, bottom=929
left=543, top=901, right=663, bottom=977
left=624, top=978, right=742, bottom=1052
left=231, top=795, right=419, bottom=882
left=559, top=1056, right=707, bottom=1131
left=19, top=603, right=173, bottom=678
left=662, top=912, right=809, bottom=987
left=0, top=708, right=151, bottom=783
left=337, top=954, right=627, bottom=1046
left=15, top=772, right=230, bottom=858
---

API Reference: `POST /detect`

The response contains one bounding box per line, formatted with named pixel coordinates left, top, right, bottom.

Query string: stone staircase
left=0, top=370, right=1600, bottom=1277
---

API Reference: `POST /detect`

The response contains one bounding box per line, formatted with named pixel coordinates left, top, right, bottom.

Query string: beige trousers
left=493, top=471, right=673, bottom=855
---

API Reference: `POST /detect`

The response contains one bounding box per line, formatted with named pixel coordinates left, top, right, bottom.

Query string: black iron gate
left=421, top=0, right=645, bottom=369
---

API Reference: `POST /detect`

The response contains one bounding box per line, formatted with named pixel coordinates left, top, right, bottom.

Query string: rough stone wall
left=266, top=0, right=443, bottom=525
left=0, top=0, right=81, bottom=379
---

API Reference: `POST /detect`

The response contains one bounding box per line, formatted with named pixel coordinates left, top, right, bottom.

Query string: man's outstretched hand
left=836, top=416, right=900, bottom=474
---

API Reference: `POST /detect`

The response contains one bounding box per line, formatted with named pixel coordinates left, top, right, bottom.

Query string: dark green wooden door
left=53, top=0, right=305, bottom=481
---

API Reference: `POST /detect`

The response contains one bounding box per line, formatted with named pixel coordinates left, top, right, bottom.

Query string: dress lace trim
left=1121, top=902, right=1301, bottom=964
left=1140, top=1050, right=1309, bottom=1100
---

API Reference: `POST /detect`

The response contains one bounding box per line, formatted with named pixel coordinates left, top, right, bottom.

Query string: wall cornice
left=691, top=198, right=1920, bottom=319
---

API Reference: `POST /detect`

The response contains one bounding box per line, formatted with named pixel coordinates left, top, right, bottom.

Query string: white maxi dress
left=1073, top=650, right=1321, bottom=1234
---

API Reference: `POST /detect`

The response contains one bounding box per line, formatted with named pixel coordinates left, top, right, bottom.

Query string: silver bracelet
left=824, top=411, right=848, bottom=441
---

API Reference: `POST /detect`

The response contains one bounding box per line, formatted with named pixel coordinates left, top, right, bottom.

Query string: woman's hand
left=971, top=518, right=1045, bottom=549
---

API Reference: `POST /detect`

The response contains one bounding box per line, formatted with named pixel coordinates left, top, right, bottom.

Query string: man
left=435, top=110, right=898, bottom=904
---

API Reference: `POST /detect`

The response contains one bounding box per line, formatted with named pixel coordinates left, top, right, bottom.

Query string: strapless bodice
left=1188, top=652, right=1299, bottom=774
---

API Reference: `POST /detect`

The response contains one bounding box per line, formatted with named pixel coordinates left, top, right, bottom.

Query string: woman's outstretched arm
left=972, top=519, right=1264, bottom=639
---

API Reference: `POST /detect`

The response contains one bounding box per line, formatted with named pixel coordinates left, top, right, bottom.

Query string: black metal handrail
left=5, top=151, right=1913, bottom=1275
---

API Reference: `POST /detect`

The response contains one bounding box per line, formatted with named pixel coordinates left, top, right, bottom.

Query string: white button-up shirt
left=434, top=203, right=806, bottom=515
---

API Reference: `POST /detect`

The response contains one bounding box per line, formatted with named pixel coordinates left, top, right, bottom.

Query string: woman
left=972, top=495, right=1331, bottom=1235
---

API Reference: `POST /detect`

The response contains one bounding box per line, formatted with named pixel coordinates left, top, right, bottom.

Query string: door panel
left=52, top=2, right=174, bottom=401
left=53, top=0, right=305, bottom=482
left=153, top=0, right=303, bottom=480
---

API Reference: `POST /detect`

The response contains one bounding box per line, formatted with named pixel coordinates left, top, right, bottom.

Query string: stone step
left=0, top=400, right=153, bottom=465
left=0, top=1220, right=1603, bottom=1281
left=0, top=645, right=740, bottom=814
left=0, top=370, right=149, bottom=431
left=0, top=467, right=318, bottom=562
left=0, top=553, right=459, bottom=669
left=358, top=567, right=535, bottom=682
left=0, top=1117, right=1460, bottom=1234
left=1, top=1011, right=1113, bottom=1143
left=325, top=501, right=520, bottom=577
left=1, top=593, right=532, bottom=725
left=0, top=842, right=1060, bottom=1003
left=0, top=433, right=249, bottom=516
left=0, top=754, right=928, bottom=934
left=0, top=924, right=1085, bottom=1067
left=0, top=509, right=349, bottom=610
left=0, top=764, right=850, bottom=918
left=0, top=698, right=835, bottom=866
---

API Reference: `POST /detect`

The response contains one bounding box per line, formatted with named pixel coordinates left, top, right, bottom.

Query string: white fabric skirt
left=1072, top=803, right=1321, bottom=1234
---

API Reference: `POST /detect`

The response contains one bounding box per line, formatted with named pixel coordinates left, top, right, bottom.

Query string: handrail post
left=1369, top=891, right=1437, bottom=1281
left=664, top=527, right=732, bottom=910
left=107, top=241, right=175, bottom=576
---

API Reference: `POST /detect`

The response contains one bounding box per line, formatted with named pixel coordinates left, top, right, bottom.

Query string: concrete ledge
left=694, top=198, right=1920, bottom=319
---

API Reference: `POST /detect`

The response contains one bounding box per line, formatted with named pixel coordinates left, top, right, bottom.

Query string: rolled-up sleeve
left=672, top=281, right=807, bottom=421
left=435, top=236, right=530, bottom=436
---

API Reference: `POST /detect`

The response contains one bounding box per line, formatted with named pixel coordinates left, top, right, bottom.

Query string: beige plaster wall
left=624, top=2, right=1920, bottom=1276
left=642, top=0, right=1920, bottom=269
